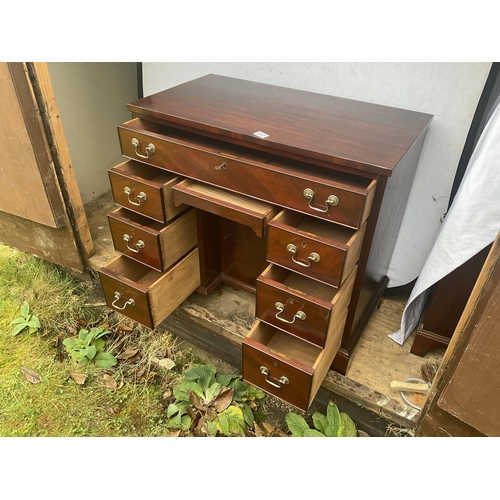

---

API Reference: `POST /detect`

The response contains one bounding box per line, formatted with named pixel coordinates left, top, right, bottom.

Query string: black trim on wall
left=137, top=62, right=143, bottom=99
left=448, top=62, right=500, bottom=210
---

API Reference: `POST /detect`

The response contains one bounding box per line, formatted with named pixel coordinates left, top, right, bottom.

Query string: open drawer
left=267, top=210, right=366, bottom=288
left=108, top=160, right=187, bottom=223
left=98, top=248, right=200, bottom=329
left=256, top=264, right=357, bottom=348
left=242, top=316, right=347, bottom=411
left=172, top=178, right=279, bottom=238
left=108, top=208, right=197, bottom=272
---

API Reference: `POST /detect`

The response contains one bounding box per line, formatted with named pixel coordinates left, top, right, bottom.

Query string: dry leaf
left=164, top=430, right=181, bottom=437
left=205, top=407, right=217, bottom=421
left=116, top=348, right=139, bottom=360
left=103, top=374, right=118, bottom=391
left=213, top=387, right=234, bottom=413
left=188, top=390, right=205, bottom=412
left=70, top=373, right=88, bottom=385
left=158, top=358, right=176, bottom=370
left=117, top=325, right=133, bottom=333
left=162, top=389, right=172, bottom=401
left=20, top=367, right=42, bottom=384
left=254, top=422, right=267, bottom=437
left=194, top=415, right=209, bottom=436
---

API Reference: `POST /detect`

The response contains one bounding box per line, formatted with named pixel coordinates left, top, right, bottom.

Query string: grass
left=0, top=245, right=196, bottom=437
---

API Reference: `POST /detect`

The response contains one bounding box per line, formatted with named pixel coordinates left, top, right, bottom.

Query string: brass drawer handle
left=287, top=244, right=320, bottom=267
left=214, top=162, right=227, bottom=170
left=303, top=188, right=338, bottom=213
left=124, top=186, right=147, bottom=206
left=131, top=137, right=156, bottom=159
left=275, top=302, right=306, bottom=323
left=260, top=366, right=289, bottom=389
left=123, top=234, right=145, bottom=253
left=111, top=292, right=135, bottom=311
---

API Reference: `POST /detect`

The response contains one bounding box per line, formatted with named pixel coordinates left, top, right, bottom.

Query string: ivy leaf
left=339, top=413, right=357, bottom=437
left=167, top=413, right=192, bottom=431
left=312, top=412, right=329, bottom=436
left=174, top=380, right=205, bottom=402
left=94, top=352, right=117, bottom=368
left=85, top=329, right=98, bottom=345
left=27, top=315, right=40, bottom=330
left=63, top=337, right=77, bottom=348
left=10, top=317, right=26, bottom=325
left=244, top=383, right=265, bottom=402
left=206, top=418, right=219, bottom=437
left=12, top=323, right=28, bottom=337
left=93, top=328, right=111, bottom=340
left=285, top=412, right=310, bottom=437
left=93, top=338, right=105, bottom=353
left=183, top=365, right=217, bottom=392
left=231, top=380, right=248, bottom=402
left=238, top=402, right=255, bottom=428
left=216, top=373, right=241, bottom=387
left=183, top=364, right=217, bottom=381
left=205, top=382, right=222, bottom=404
left=167, top=403, right=183, bottom=418
left=86, top=345, right=97, bottom=360
left=21, top=301, right=30, bottom=318
left=78, top=329, right=89, bottom=341
left=325, top=402, right=342, bottom=437
left=217, top=406, right=245, bottom=436
left=303, top=429, right=325, bottom=437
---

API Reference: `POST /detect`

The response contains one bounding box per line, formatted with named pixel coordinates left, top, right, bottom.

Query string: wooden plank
left=28, top=62, right=95, bottom=261
left=437, top=239, right=500, bottom=435
left=0, top=210, right=84, bottom=272
left=0, top=63, right=65, bottom=227
left=416, top=233, right=500, bottom=436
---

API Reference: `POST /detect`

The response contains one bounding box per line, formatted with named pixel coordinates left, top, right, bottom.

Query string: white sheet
left=391, top=96, right=500, bottom=345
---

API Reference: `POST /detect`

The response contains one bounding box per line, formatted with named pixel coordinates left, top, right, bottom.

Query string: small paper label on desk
left=253, top=131, right=269, bottom=139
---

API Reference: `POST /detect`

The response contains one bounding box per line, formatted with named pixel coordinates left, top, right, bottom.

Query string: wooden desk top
left=128, top=74, right=433, bottom=177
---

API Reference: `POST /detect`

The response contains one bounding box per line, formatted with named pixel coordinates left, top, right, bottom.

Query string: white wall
left=143, top=62, right=491, bottom=286
left=48, top=62, right=138, bottom=204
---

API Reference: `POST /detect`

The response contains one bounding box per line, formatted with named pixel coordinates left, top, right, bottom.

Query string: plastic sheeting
left=391, top=97, right=500, bottom=345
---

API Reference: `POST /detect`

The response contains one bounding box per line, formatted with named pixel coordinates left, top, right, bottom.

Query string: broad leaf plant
left=166, top=364, right=266, bottom=436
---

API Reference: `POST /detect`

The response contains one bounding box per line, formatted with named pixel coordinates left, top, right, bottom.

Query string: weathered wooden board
left=436, top=237, right=500, bottom=436
left=29, top=62, right=95, bottom=260
left=0, top=210, right=84, bottom=272
left=0, top=63, right=66, bottom=227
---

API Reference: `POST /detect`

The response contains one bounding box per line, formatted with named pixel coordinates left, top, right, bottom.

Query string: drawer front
left=256, top=265, right=357, bottom=348
left=118, top=119, right=376, bottom=229
left=108, top=208, right=198, bottom=272
left=267, top=222, right=364, bottom=288
left=99, top=271, right=153, bottom=328
left=108, top=213, right=163, bottom=271
left=109, top=168, right=166, bottom=223
left=242, top=339, right=313, bottom=411
left=98, top=249, right=200, bottom=329
left=256, top=278, right=331, bottom=348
